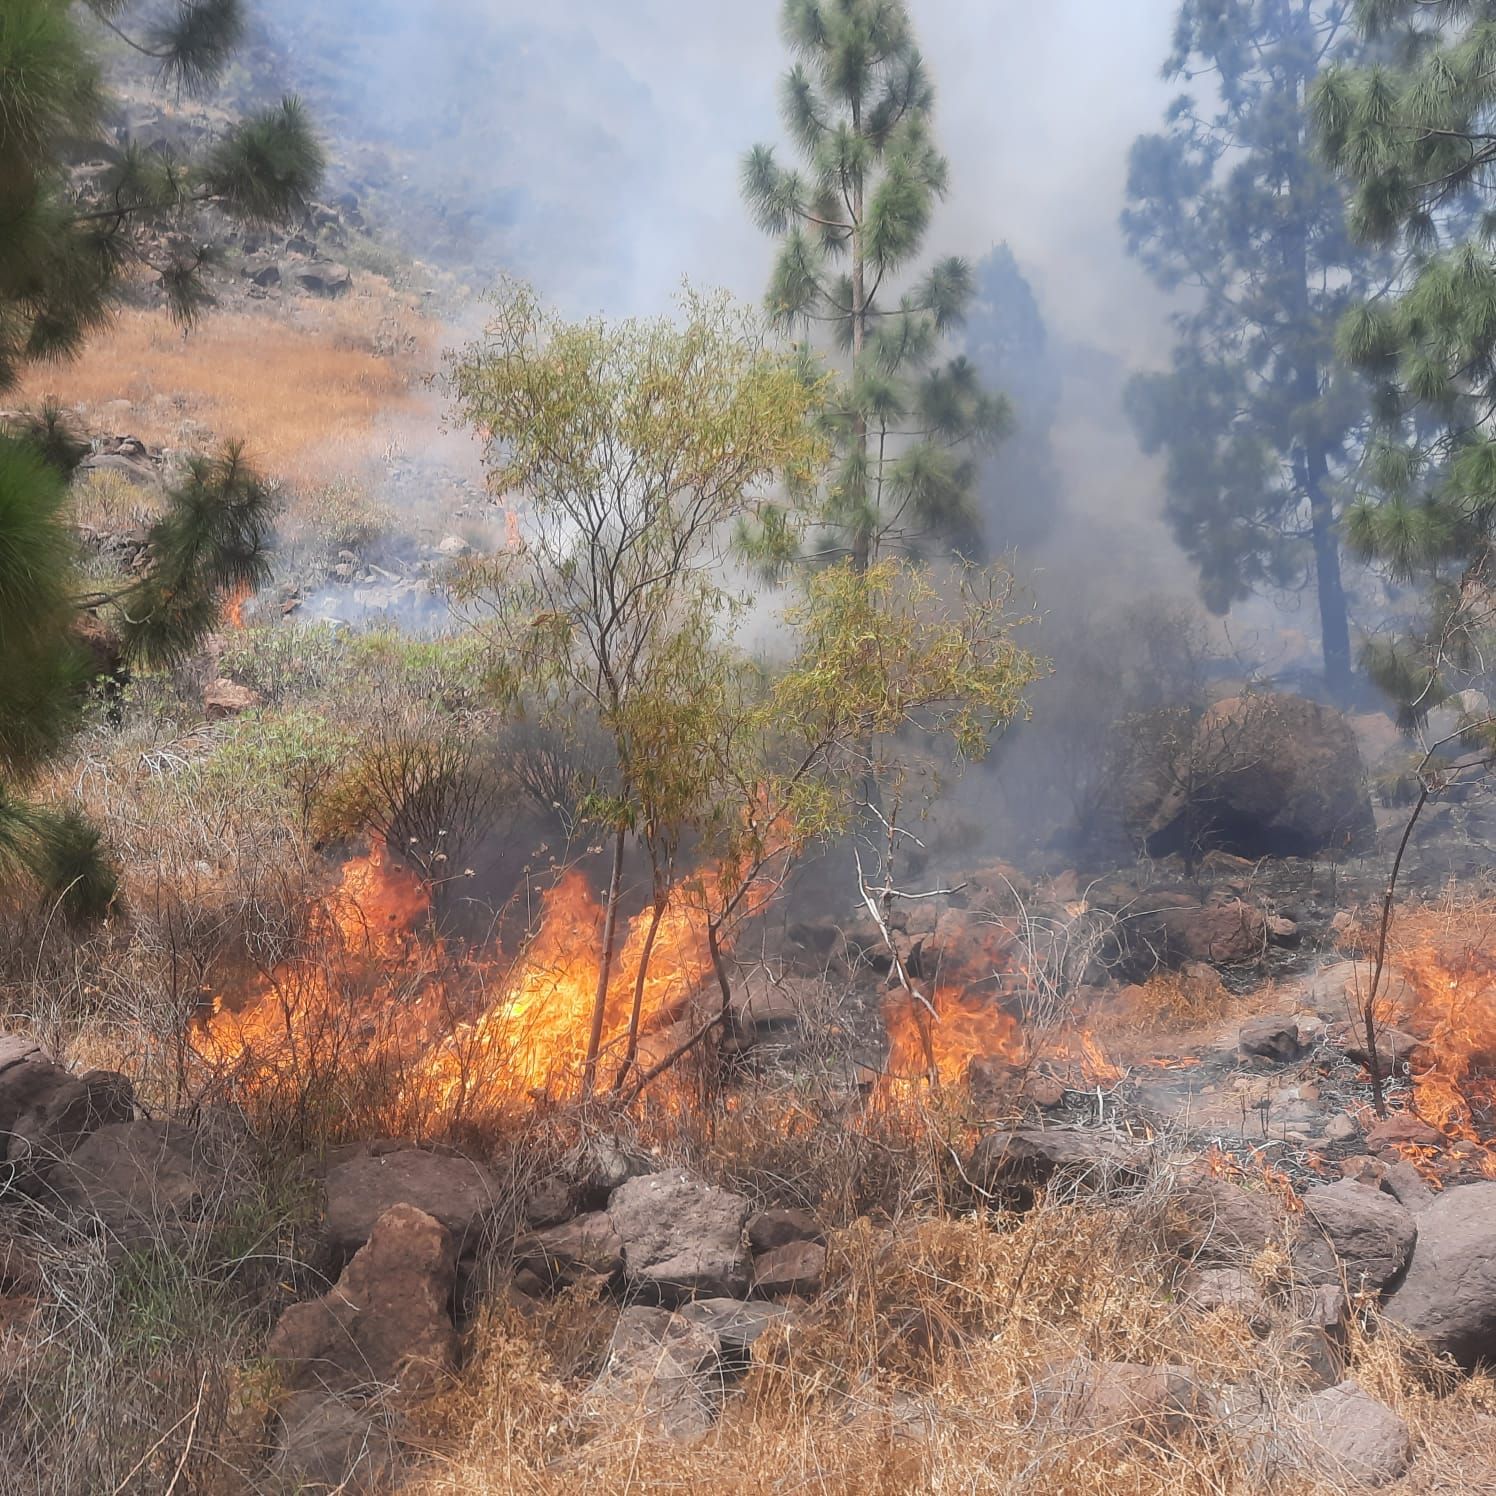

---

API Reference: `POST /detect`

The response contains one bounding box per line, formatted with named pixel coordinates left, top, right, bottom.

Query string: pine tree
left=740, top=0, right=1007, bottom=571
left=962, top=244, right=1063, bottom=554
left=1123, top=0, right=1395, bottom=701
left=0, top=1, right=320, bottom=918
left=1315, top=2, right=1496, bottom=726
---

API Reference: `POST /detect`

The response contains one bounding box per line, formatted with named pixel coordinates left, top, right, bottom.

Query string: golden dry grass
left=14, top=289, right=432, bottom=486
left=408, top=1202, right=1496, bottom=1495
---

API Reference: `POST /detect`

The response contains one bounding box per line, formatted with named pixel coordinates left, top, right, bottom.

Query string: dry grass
left=14, top=290, right=432, bottom=486
left=407, top=1189, right=1496, bottom=1495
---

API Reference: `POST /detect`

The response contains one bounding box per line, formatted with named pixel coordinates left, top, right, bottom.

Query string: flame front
left=200, top=841, right=719, bottom=1118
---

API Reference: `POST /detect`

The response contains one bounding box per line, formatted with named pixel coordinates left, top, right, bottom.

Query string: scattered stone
left=608, top=1170, right=751, bottom=1302
left=1152, top=898, right=1270, bottom=967
left=1293, top=1380, right=1412, bottom=1487
left=746, top=1208, right=823, bottom=1255
left=522, top=1176, right=577, bottom=1229
left=967, top=1127, right=1152, bottom=1203
left=1022, top=1073, right=1068, bottom=1109
left=5, top=1069, right=133, bottom=1176
left=1294, top=1180, right=1417, bottom=1295
left=1323, top=1112, right=1359, bottom=1144
left=676, top=1298, right=794, bottom=1360
left=269, top=1392, right=395, bottom=1494
left=516, top=1211, right=622, bottom=1290
left=1167, top=1170, right=1282, bottom=1263
left=49, top=1119, right=241, bottom=1244
left=1380, top=1159, right=1437, bottom=1213
left=1384, top=1181, right=1496, bottom=1369
left=267, top=1203, right=457, bottom=1395
left=590, top=1305, right=723, bottom=1438
left=434, top=534, right=470, bottom=558
left=1266, top=915, right=1300, bottom=945
left=1340, top=1025, right=1422, bottom=1074
left=324, top=1148, right=500, bottom=1263
left=1239, top=1017, right=1301, bottom=1063
left=1365, top=1112, right=1442, bottom=1153
left=202, top=678, right=262, bottom=718
left=750, top=1240, right=825, bottom=1299
left=1034, top=1359, right=1208, bottom=1439
left=1287, top=1285, right=1350, bottom=1390
left=249, top=263, right=282, bottom=288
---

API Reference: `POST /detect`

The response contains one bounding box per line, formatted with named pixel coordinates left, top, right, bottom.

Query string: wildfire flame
left=200, top=840, right=723, bottom=1116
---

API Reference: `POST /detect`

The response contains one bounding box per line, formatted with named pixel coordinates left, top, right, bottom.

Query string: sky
left=263, top=0, right=1185, bottom=360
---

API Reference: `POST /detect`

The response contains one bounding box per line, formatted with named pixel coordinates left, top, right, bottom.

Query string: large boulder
left=323, top=1148, right=500, bottom=1262
left=1384, top=1182, right=1496, bottom=1368
left=266, top=1203, right=457, bottom=1396
left=1144, top=695, right=1375, bottom=859
left=48, top=1120, right=238, bottom=1245
left=1293, top=1180, right=1417, bottom=1295
left=0, top=1038, right=133, bottom=1177
left=607, top=1170, right=752, bottom=1302
left=588, top=1305, right=724, bottom=1439
left=515, top=1211, right=623, bottom=1290
left=1165, top=1170, right=1284, bottom=1264
left=1292, top=1380, right=1412, bottom=1487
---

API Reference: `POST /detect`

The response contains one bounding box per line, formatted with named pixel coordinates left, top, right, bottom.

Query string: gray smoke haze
left=258, top=1, right=1179, bottom=354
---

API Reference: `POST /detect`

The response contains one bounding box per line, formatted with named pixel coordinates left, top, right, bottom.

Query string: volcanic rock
left=267, top=1203, right=457, bottom=1396
left=1293, top=1180, right=1416, bottom=1295
left=49, top=1120, right=243, bottom=1244
left=202, top=678, right=262, bottom=718
left=968, top=1127, right=1152, bottom=1204
left=1166, top=1170, right=1283, bottom=1264
left=248, top=263, right=282, bottom=288
left=1184, top=1267, right=1269, bottom=1331
left=1339, top=1025, right=1422, bottom=1074
left=608, top=1170, right=752, bottom=1302
left=1293, top=1380, right=1412, bottom=1487
left=1384, top=1181, right=1496, bottom=1368
left=746, top=1208, right=824, bottom=1254
left=750, top=1240, right=825, bottom=1299
left=269, top=1392, right=396, bottom=1494
left=1239, top=1016, right=1301, bottom=1063
left=1365, top=1113, right=1442, bottom=1153
left=1145, top=694, right=1376, bottom=860
left=516, top=1211, right=623, bottom=1290
left=1033, top=1359, right=1208, bottom=1439
left=5, top=1068, right=134, bottom=1177
left=324, top=1148, right=500, bottom=1262
left=676, top=1298, right=794, bottom=1360
left=590, top=1305, right=724, bottom=1438
left=295, top=262, right=352, bottom=297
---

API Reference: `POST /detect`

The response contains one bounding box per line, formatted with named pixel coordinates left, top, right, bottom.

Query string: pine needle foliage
left=740, top=0, right=1008, bottom=571
left=1123, top=0, right=1397, bottom=700
left=1315, top=1, right=1496, bottom=727
left=0, top=1, right=312, bottom=918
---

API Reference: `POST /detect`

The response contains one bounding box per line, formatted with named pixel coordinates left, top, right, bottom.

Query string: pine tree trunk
left=1307, top=449, right=1353, bottom=701
left=850, top=97, right=870, bottom=574
left=581, top=825, right=626, bottom=1095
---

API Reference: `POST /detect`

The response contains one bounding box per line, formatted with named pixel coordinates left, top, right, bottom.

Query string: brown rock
left=1293, top=1380, right=1412, bottom=1487
left=1034, top=1359, right=1208, bottom=1439
left=324, top=1148, right=499, bottom=1262
left=1167, top=1170, right=1283, bottom=1263
left=1365, top=1112, right=1442, bottom=1153
left=268, top=1393, right=395, bottom=1494
left=750, top=1240, right=825, bottom=1299
left=202, top=678, right=261, bottom=718
left=1239, top=1016, right=1301, bottom=1063
left=6, top=1069, right=133, bottom=1175
left=1293, top=1180, right=1416, bottom=1295
left=967, top=1127, right=1152, bottom=1203
left=516, top=1211, right=622, bottom=1289
left=607, top=1171, right=751, bottom=1302
left=746, top=1208, right=823, bottom=1254
left=267, top=1203, right=457, bottom=1396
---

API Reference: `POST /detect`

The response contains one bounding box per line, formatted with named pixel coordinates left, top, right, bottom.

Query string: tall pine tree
left=1124, top=0, right=1395, bottom=700
left=0, top=1, right=320, bottom=917
left=740, top=0, right=1006, bottom=570
left=1316, top=2, right=1496, bottom=726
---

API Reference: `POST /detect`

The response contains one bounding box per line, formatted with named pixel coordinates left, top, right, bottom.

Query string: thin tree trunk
left=850, top=97, right=870, bottom=573
left=1307, top=450, right=1354, bottom=701
left=612, top=885, right=668, bottom=1092
left=581, top=825, right=626, bottom=1095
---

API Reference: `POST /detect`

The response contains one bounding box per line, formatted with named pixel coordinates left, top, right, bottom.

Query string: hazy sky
left=532, top=0, right=1184, bottom=357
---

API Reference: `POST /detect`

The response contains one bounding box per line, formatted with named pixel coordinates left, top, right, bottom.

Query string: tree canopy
left=1124, top=0, right=1396, bottom=699
left=740, top=0, right=1007, bottom=570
